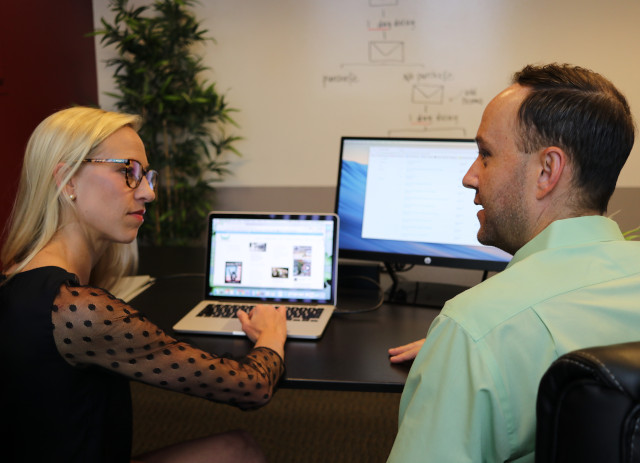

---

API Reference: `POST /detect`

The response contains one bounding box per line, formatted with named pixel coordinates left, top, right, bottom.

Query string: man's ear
left=535, top=147, right=567, bottom=200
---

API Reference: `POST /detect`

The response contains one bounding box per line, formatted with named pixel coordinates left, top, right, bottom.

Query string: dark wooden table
left=133, top=247, right=446, bottom=392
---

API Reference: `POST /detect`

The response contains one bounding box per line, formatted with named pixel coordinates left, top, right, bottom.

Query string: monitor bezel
left=334, top=136, right=511, bottom=273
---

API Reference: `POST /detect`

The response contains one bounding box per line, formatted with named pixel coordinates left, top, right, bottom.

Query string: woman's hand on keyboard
left=238, top=305, right=287, bottom=359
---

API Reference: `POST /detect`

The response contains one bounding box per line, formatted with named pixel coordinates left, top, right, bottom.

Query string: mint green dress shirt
left=387, top=216, right=640, bottom=463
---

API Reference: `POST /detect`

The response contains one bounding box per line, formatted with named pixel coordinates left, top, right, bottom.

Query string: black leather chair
left=536, top=341, right=640, bottom=463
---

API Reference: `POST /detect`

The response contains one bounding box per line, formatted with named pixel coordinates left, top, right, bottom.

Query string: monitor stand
left=384, top=262, right=469, bottom=308
left=336, top=262, right=385, bottom=313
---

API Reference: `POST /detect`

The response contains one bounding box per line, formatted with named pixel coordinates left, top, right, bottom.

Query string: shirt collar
left=507, top=216, right=625, bottom=268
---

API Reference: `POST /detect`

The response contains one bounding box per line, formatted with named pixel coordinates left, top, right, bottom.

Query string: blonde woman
left=0, top=107, right=287, bottom=463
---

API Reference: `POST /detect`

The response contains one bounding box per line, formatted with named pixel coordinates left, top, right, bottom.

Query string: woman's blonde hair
left=1, top=106, right=143, bottom=290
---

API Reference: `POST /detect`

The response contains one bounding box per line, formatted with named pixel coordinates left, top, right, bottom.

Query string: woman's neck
left=21, top=225, right=104, bottom=285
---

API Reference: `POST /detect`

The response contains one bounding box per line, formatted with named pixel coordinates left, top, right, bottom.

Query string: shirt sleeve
left=51, top=283, right=284, bottom=410
left=386, top=314, right=512, bottom=463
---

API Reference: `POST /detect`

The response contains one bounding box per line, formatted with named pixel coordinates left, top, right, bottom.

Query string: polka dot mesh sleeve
left=51, top=283, right=284, bottom=410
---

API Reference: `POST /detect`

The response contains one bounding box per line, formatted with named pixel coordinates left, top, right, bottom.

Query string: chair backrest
left=536, top=341, right=640, bottom=463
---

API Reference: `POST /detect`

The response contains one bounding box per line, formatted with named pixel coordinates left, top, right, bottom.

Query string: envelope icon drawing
left=369, top=41, right=404, bottom=63
left=412, top=85, right=444, bottom=105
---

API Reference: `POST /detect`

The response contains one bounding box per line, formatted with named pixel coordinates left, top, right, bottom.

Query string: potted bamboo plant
left=94, top=0, right=240, bottom=245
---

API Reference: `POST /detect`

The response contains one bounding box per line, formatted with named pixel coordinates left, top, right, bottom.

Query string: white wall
left=93, top=0, right=640, bottom=188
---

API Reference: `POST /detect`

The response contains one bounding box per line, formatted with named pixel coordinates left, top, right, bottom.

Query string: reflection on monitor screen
left=334, top=137, right=512, bottom=273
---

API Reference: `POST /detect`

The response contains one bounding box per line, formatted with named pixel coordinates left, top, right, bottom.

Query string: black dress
left=0, top=267, right=284, bottom=463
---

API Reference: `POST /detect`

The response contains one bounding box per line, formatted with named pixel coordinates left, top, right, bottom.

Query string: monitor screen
left=334, top=137, right=512, bottom=272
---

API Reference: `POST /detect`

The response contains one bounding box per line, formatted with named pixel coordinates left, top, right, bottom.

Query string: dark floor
left=131, top=382, right=401, bottom=463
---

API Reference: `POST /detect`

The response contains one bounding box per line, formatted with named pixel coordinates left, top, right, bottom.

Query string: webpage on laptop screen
left=208, top=218, right=334, bottom=301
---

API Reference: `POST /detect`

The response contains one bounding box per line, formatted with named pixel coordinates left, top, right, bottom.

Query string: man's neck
left=516, top=208, right=602, bottom=256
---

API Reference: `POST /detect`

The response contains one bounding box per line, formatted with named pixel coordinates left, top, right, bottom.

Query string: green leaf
left=623, top=225, right=640, bottom=241
left=98, top=0, right=241, bottom=246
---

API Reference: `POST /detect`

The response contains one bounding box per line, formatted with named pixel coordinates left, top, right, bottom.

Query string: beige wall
left=93, top=0, right=640, bottom=189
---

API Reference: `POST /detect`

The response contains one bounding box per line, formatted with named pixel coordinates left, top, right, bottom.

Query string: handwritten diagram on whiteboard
left=322, top=0, right=486, bottom=138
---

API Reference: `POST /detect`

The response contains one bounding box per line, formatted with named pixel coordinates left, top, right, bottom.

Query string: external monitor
left=334, top=137, right=512, bottom=282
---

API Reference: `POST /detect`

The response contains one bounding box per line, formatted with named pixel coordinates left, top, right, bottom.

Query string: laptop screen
left=205, top=212, right=339, bottom=304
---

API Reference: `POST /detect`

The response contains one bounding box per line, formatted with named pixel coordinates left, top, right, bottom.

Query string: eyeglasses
left=82, top=158, right=158, bottom=191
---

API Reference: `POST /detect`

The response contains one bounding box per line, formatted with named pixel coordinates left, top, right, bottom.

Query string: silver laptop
left=173, top=212, right=339, bottom=339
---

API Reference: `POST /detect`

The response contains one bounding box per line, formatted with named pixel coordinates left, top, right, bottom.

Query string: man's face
left=462, top=84, right=536, bottom=255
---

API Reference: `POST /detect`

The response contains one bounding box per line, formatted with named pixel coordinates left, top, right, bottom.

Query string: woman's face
left=70, top=126, right=155, bottom=244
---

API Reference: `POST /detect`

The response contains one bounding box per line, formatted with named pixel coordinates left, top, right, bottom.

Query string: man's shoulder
left=442, top=238, right=640, bottom=339
left=441, top=268, right=533, bottom=339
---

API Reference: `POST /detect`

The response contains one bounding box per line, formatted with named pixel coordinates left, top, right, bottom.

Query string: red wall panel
left=0, top=0, right=98, bottom=249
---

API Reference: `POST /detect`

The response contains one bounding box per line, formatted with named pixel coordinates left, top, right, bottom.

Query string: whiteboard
left=93, top=0, right=640, bottom=188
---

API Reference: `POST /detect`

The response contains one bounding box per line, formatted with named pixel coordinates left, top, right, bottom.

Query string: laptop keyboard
left=196, top=304, right=324, bottom=322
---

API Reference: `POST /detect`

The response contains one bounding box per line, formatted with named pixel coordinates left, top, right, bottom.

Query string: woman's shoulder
left=0, top=267, right=83, bottom=329
left=1, top=266, right=79, bottom=299
left=55, top=282, right=131, bottom=317
left=4, top=266, right=78, bottom=284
